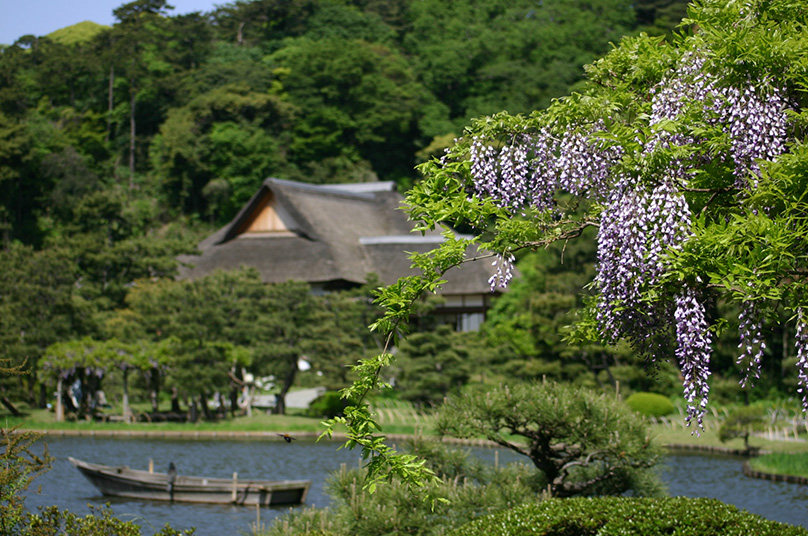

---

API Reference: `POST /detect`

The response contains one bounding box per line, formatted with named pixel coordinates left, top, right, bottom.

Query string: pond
left=21, top=437, right=808, bottom=535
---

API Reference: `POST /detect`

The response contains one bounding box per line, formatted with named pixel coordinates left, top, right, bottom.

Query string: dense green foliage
left=0, top=0, right=685, bottom=415
left=448, top=497, right=808, bottom=536
left=36, top=270, right=382, bottom=418
left=0, top=0, right=672, bottom=246
left=392, top=325, right=473, bottom=407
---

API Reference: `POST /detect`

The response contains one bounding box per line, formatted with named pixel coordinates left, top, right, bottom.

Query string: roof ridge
left=265, top=178, right=395, bottom=200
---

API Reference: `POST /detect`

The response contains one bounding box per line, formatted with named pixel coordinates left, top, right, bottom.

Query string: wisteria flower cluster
left=488, top=251, right=516, bottom=290
left=648, top=52, right=790, bottom=189
left=595, top=180, right=691, bottom=347
left=468, top=124, right=622, bottom=215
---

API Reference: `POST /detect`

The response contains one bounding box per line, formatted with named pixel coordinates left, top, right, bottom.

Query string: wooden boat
left=68, top=457, right=311, bottom=506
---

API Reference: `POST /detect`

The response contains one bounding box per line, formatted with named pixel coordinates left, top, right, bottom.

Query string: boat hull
left=68, top=457, right=310, bottom=506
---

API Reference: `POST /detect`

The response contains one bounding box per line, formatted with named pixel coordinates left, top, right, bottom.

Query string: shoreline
left=23, top=428, right=808, bottom=484
left=25, top=428, right=775, bottom=453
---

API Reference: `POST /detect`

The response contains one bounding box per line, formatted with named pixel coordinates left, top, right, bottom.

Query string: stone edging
left=742, top=461, right=808, bottom=485
left=664, top=443, right=769, bottom=457
left=23, top=430, right=791, bottom=454
left=22, top=428, right=497, bottom=446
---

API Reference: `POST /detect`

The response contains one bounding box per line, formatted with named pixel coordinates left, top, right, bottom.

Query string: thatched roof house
left=178, top=178, right=503, bottom=330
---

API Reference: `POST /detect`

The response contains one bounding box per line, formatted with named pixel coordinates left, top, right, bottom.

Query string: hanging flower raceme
left=674, top=285, right=713, bottom=432
left=737, top=298, right=765, bottom=389
left=468, top=124, right=621, bottom=214
left=488, top=251, right=516, bottom=290
left=796, top=308, right=808, bottom=412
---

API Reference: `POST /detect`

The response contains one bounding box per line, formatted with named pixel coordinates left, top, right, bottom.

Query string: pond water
left=662, top=449, right=808, bottom=528
left=21, top=437, right=808, bottom=535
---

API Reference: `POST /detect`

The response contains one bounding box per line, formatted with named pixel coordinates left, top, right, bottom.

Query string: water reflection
left=22, top=437, right=808, bottom=535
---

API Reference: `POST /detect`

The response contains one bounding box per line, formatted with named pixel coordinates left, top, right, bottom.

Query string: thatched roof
left=178, top=178, right=501, bottom=296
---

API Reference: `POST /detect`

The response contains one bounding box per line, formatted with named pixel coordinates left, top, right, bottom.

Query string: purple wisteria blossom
left=721, top=83, right=789, bottom=185
left=674, top=286, right=713, bottom=433
left=468, top=125, right=620, bottom=215
left=595, top=180, right=691, bottom=345
left=649, top=53, right=790, bottom=188
left=488, top=252, right=516, bottom=290
left=737, top=299, right=765, bottom=388
left=796, top=309, right=808, bottom=412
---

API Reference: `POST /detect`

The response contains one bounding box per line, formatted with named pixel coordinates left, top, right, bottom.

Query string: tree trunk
left=171, top=387, right=181, bottom=413
left=229, top=387, right=238, bottom=418
left=245, top=386, right=253, bottom=418
left=25, top=373, right=35, bottom=406
left=0, top=394, right=20, bottom=417
left=122, top=367, right=131, bottom=423
left=149, top=367, right=160, bottom=413
left=129, top=86, right=136, bottom=189
left=200, top=393, right=212, bottom=421
left=272, top=361, right=298, bottom=415
left=106, top=66, right=114, bottom=143
left=55, top=376, right=64, bottom=422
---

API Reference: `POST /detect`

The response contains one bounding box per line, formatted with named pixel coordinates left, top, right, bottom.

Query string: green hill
left=47, top=21, right=109, bottom=45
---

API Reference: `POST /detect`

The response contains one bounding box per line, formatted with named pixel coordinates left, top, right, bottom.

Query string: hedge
left=625, top=392, right=676, bottom=418
left=449, top=497, right=808, bottom=536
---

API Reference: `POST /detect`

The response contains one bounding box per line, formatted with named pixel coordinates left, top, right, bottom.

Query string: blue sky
left=0, top=0, right=224, bottom=45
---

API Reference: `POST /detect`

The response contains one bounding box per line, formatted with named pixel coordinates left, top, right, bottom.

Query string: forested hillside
left=0, top=0, right=689, bottom=411
left=1, top=0, right=687, bottom=244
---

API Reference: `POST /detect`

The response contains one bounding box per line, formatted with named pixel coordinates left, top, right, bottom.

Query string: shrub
left=625, top=392, right=676, bottom=417
left=719, top=406, right=767, bottom=452
left=306, top=391, right=352, bottom=419
left=449, top=497, right=808, bottom=536
left=259, top=440, right=540, bottom=536
left=437, top=382, right=663, bottom=497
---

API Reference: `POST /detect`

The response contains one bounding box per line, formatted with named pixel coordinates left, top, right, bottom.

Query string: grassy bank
left=1, top=400, right=430, bottom=438
left=5, top=402, right=808, bottom=455
left=652, top=424, right=808, bottom=454
left=748, top=452, right=808, bottom=478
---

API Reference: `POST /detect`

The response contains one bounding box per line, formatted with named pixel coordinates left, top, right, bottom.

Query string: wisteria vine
left=460, top=45, right=796, bottom=430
